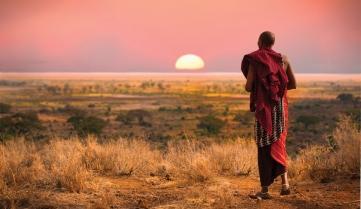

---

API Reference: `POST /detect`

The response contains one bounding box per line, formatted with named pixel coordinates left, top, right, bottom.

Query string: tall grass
left=0, top=116, right=358, bottom=193
left=288, top=116, right=360, bottom=181
left=0, top=137, right=256, bottom=192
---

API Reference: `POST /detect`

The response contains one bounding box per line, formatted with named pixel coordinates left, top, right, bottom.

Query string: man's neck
left=259, top=46, right=272, bottom=50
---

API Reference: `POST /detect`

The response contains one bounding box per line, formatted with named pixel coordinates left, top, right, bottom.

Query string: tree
left=197, top=115, right=225, bottom=135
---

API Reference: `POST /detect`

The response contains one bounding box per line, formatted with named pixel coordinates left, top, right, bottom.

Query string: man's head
left=258, top=31, right=275, bottom=49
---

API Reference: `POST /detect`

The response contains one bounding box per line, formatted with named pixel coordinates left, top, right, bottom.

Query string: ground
left=2, top=176, right=359, bottom=209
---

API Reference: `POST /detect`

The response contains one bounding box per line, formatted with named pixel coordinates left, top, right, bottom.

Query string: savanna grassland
left=0, top=73, right=360, bottom=209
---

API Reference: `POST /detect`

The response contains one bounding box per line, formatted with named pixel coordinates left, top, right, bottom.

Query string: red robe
left=241, top=48, right=289, bottom=167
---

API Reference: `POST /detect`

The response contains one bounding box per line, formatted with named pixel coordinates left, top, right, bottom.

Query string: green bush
left=0, top=111, right=43, bottom=140
left=197, top=115, right=225, bottom=135
left=0, top=103, right=11, bottom=114
left=336, top=93, right=354, bottom=103
left=116, top=109, right=152, bottom=127
left=296, top=115, right=321, bottom=128
left=58, top=104, right=86, bottom=116
left=67, top=115, right=107, bottom=137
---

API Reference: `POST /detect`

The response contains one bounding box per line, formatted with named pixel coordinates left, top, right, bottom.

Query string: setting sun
left=175, top=54, right=205, bottom=70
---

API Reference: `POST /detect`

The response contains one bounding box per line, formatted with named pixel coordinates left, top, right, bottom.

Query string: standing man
left=241, top=31, right=296, bottom=199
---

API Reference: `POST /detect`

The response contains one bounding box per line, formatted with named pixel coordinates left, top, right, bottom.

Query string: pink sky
left=0, top=0, right=360, bottom=73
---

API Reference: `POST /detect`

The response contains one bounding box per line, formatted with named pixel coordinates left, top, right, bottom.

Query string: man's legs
left=280, top=172, right=290, bottom=195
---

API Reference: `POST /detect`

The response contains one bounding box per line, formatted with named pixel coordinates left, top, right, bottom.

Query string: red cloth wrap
left=271, top=91, right=288, bottom=167
left=241, top=48, right=289, bottom=167
left=241, top=48, right=288, bottom=135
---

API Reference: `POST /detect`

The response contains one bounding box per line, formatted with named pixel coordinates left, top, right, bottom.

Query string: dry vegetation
left=0, top=116, right=359, bottom=208
left=288, top=116, right=360, bottom=182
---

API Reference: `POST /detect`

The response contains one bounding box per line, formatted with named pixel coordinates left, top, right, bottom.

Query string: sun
left=175, top=54, right=205, bottom=70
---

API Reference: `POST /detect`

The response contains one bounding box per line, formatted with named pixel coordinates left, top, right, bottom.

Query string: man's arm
left=245, top=64, right=255, bottom=92
left=283, top=56, right=297, bottom=90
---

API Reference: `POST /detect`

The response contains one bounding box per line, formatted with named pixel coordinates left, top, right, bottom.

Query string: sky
left=0, top=0, right=360, bottom=73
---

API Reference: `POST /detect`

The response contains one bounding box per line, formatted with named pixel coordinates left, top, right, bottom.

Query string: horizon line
left=0, top=72, right=360, bottom=75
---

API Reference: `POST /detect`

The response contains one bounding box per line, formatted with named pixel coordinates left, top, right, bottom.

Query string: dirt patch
left=1, top=176, right=359, bottom=209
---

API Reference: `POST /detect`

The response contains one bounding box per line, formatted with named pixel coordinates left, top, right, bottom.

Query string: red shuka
left=241, top=48, right=288, bottom=135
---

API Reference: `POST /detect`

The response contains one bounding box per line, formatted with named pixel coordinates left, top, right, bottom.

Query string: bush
left=336, top=93, right=354, bottom=103
left=233, top=111, right=253, bottom=125
left=289, top=115, right=360, bottom=182
left=67, top=115, right=107, bottom=137
left=296, top=115, right=320, bottom=128
left=197, top=115, right=225, bottom=135
left=0, top=111, right=43, bottom=140
left=116, top=109, right=152, bottom=127
left=58, top=104, right=86, bottom=116
left=0, top=103, right=11, bottom=114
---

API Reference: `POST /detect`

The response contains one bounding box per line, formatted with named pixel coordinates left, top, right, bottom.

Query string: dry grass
left=83, top=136, right=163, bottom=176
left=165, top=138, right=256, bottom=183
left=288, top=116, right=360, bottom=181
left=0, top=137, right=257, bottom=193
left=0, top=116, right=358, bottom=196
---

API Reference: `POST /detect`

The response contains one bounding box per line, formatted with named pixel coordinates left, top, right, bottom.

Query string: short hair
left=259, top=31, right=275, bottom=47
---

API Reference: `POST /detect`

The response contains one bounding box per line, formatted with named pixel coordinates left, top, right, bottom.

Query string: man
left=241, top=31, right=296, bottom=199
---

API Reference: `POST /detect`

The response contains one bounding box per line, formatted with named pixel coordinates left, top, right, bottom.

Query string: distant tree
left=116, top=109, right=152, bottom=127
left=67, top=115, right=107, bottom=137
left=223, top=106, right=229, bottom=116
left=158, top=107, right=168, bottom=112
left=116, top=113, right=131, bottom=125
left=197, top=115, right=225, bottom=135
left=58, top=104, right=86, bottom=116
left=337, top=93, right=354, bottom=103
left=0, top=103, right=11, bottom=114
left=45, top=85, right=62, bottom=95
left=88, top=103, right=96, bottom=108
left=0, top=111, right=43, bottom=140
left=63, top=83, right=73, bottom=95
left=296, top=115, right=321, bottom=128
left=157, top=82, right=165, bottom=91
left=105, top=105, right=112, bottom=116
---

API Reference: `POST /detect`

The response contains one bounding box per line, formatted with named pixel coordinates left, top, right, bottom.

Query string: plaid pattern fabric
left=254, top=97, right=285, bottom=147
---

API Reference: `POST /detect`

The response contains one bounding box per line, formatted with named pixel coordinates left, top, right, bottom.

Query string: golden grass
left=0, top=116, right=358, bottom=194
left=288, top=116, right=360, bottom=181
left=0, top=137, right=256, bottom=193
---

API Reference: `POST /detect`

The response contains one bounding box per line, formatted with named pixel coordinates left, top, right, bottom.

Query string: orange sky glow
left=0, top=0, right=360, bottom=73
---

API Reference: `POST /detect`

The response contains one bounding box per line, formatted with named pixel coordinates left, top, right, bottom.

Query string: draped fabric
left=241, top=48, right=288, bottom=135
left=241, top=48, right=290, bottom=186
left=257, top=92, right=289, bottom=186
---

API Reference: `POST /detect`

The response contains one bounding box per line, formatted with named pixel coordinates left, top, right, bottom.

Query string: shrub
left=289, top=115, right=360, bottom=182
left=296, top=115, right=320, bottom=128
left=0, top=103, right=11, bottom=114
left=58, top=104, right=86, bottom=116
left=0, top=111, right=43, bottom=140
left=67, top=115, right=107, bottom=137
left=233, top=111, right=253, bottom=125
left=197, top=115, right=225, bottom=135
left=336, top=93, right=354, bottom=103
left=116, top=109, right=152, bottom=126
